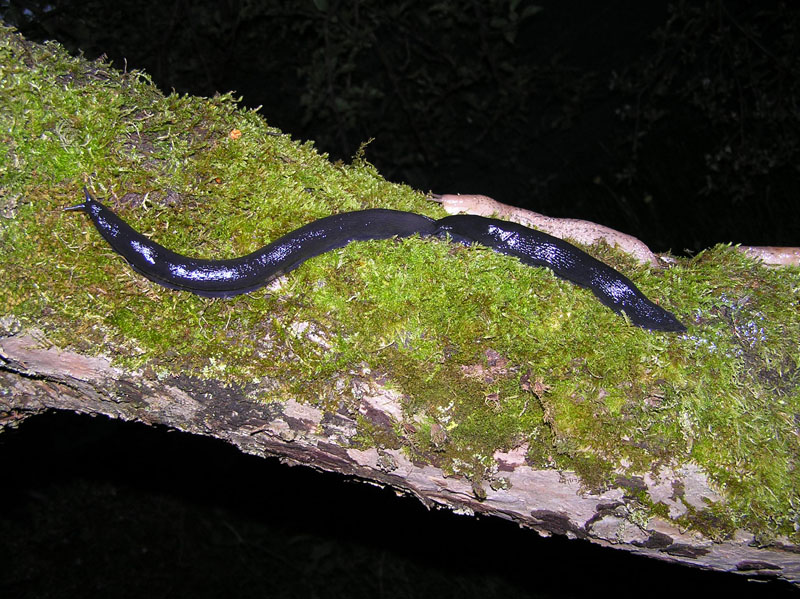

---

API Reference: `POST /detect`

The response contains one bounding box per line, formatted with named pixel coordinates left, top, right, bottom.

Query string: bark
left=2, top=330, right=798, bottom=587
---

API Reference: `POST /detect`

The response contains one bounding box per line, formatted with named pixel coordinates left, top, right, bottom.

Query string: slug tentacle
left=63, top=187, right=92, bottom=212
left=67, top=190, right=685, bottom=332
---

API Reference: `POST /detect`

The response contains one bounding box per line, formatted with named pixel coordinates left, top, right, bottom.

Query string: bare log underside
left=2, top=331, right=798, bottom=587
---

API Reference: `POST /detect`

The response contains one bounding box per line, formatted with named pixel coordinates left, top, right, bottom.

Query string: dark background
left=1, top=413, right=797, bottom=598
left=3, top=0, right=799, bottom=252
left=1, top=1, right=799, bottom=597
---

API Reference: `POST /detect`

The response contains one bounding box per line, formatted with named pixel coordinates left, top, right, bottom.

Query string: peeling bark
left=2, top=330, right=798, bottom=587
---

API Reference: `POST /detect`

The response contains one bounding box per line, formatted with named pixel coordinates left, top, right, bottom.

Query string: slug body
left=435, top=215, right=686, bottom=332
left=66, top=190, right=436, bottom=297
left=67, top=189, right=685, bottom=332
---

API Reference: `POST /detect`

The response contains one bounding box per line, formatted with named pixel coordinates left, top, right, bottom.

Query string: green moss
left=1, top=25, right=798, bottom=543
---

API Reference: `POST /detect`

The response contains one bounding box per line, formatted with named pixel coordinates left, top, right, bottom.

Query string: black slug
left=66, top=188, right=686, bottom=332
left=435, top=215, right=686, bottom=332
left=65, top=188, right=438, bottom=297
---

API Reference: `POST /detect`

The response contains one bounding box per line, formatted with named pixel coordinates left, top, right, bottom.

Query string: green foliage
left=0, top=0, right=545, bottom=182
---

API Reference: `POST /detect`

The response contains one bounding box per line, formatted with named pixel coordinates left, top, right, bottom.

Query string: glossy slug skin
left=435, top=215, right=686, bottom=332
left=66, top=189, right=437, bottom=297
left=67, top=189, right=685, bottom=332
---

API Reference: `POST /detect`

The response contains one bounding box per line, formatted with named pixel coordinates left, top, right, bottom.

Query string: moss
left=679, top=503, right=739, bottom=543
left=1, top=25, right=798, bottom=543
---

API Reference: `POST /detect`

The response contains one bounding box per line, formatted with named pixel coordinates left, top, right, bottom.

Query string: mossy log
left=2, top=329, right=799, bottom=586
left=0, top=24, right=798, bottom=588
